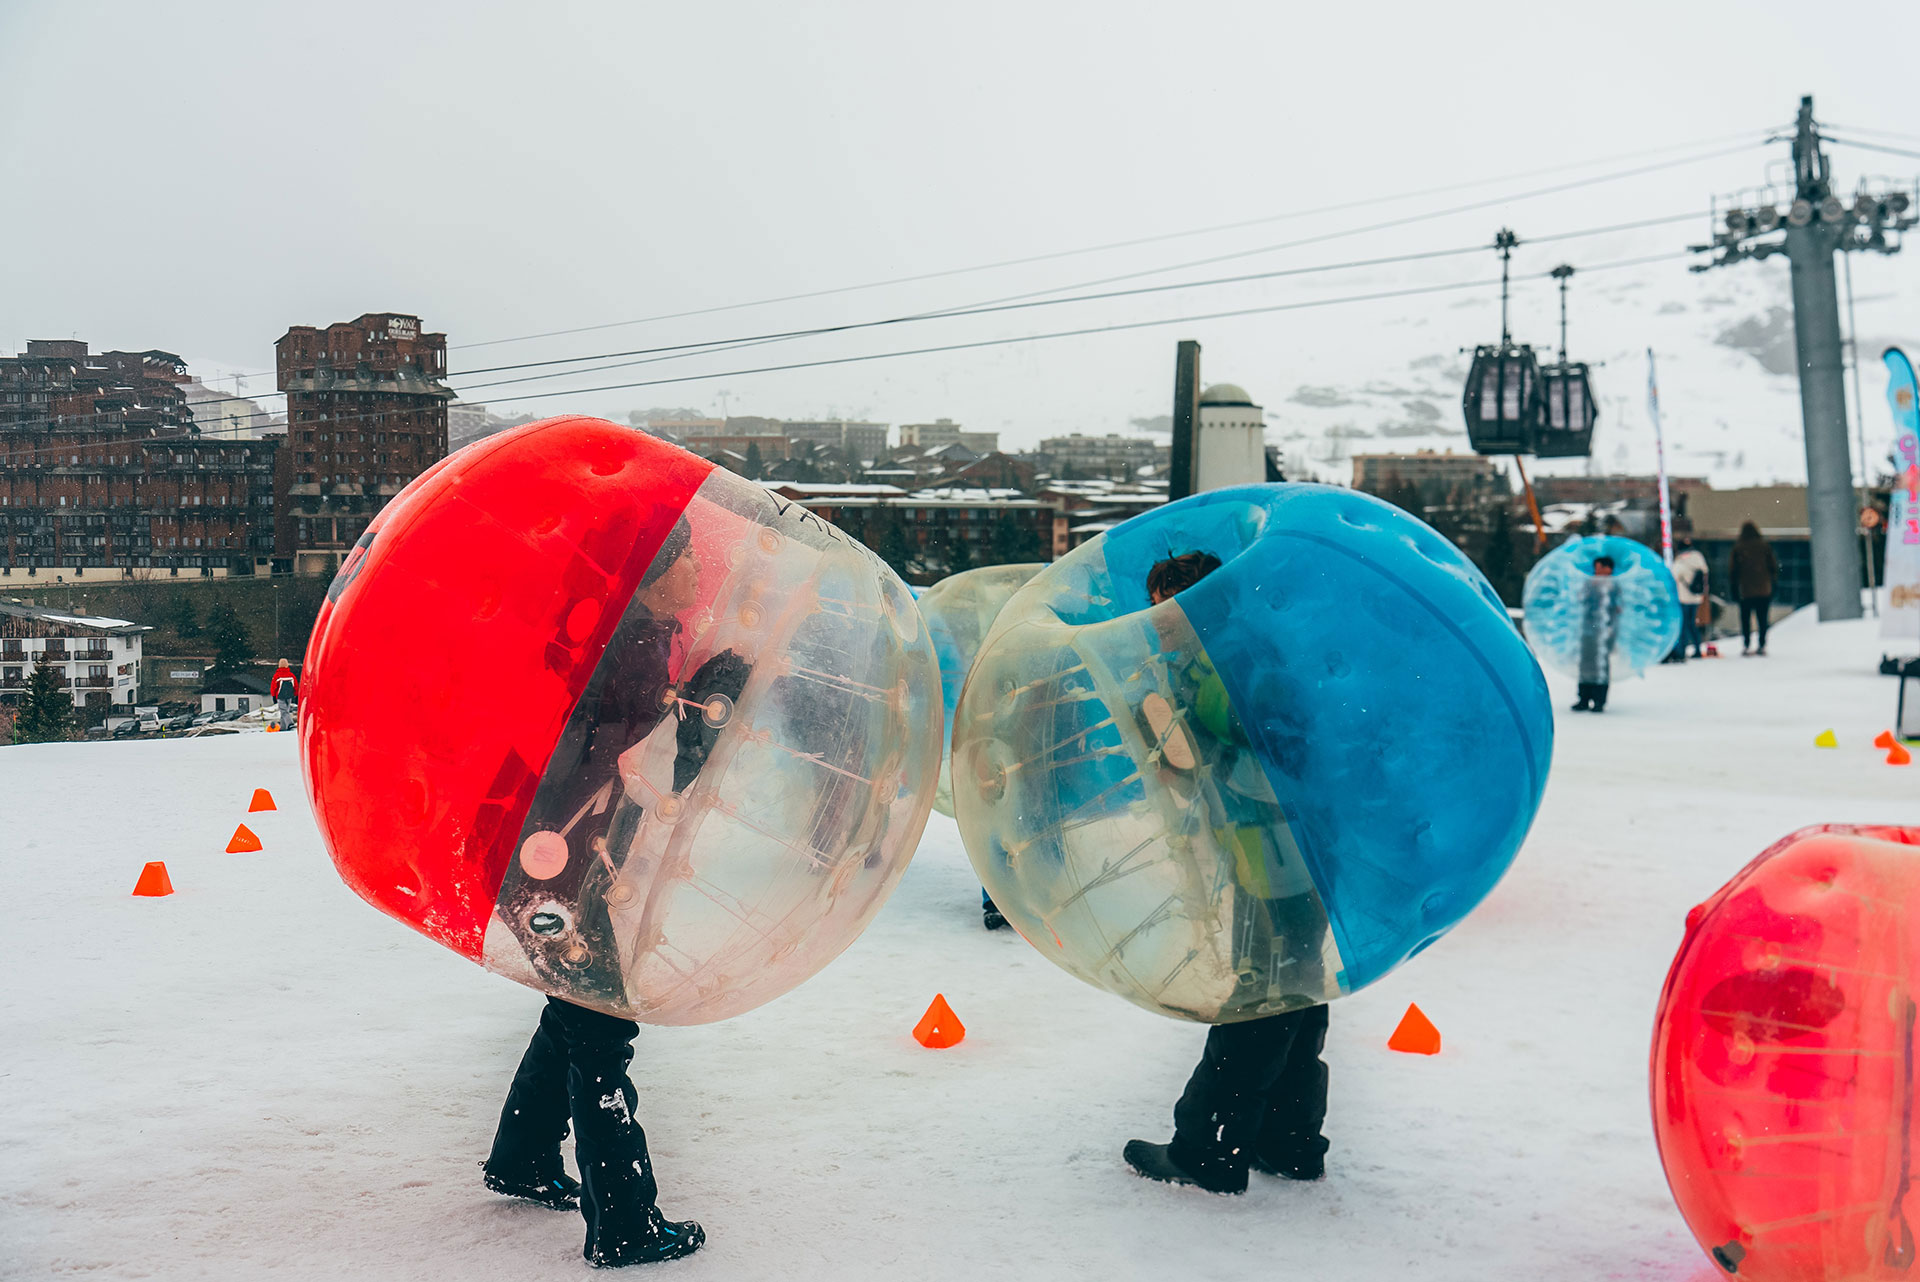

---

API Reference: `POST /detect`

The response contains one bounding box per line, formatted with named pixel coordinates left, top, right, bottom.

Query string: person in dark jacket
left=1122, top=551, right=1331, bottom=1196
left=1572, top=556, right=1620, bottom=712
left=485, top=518, right=744, bottom=1268
left=1730, top=520, right=1779, bottom=656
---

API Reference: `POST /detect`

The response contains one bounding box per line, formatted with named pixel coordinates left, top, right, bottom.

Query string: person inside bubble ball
left=1571, top=554, right=1619, bottom=714
left=1122, top=550, right=1332, bottom=1195
left=483, top=516, right=749, bottom=1269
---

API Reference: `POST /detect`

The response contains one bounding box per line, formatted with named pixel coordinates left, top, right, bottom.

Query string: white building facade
left=0, top=601, right=148, bottom=709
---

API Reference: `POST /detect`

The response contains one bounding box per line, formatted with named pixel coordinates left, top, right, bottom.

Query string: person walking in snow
left=1730, top=521, right=1779, bottom=656
left=483, top=519, right=743, bottom=1269
left=1672, top=537, right=1709, bottom=660
left=271, top=659, right=297, bottom=729
left=1121, top=551, right=1331, bottom=1196
left=1571, top=555, right=1620, bottom=712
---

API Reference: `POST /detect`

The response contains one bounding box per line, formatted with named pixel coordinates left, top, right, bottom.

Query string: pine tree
left=1482, top=503, right=1519, bottom=604
left=991, top=512, right=1041, bottom=564
left=205, top=601, right=257, bottom=677
left=168, top=592, right=201, bottom=639
left=945, top=528, right=976, bottom=577
left=12, top=665, right=73, bottom=744
left=744, top=440, right=765, bottom=481
left=867, top=509, right=917, bottom=580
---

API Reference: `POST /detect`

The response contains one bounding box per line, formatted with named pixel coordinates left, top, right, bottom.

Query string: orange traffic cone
left=248, top=788, right=276, bottom=812
left=1388, top=1003, right=1441, bottom=1055
left=1890, top=743, right=1913, bottom=766
left=913, top=994, right=966, bottom=1049
left=1876, top=730, right=1898, bottom=749
left=132, top=861, right=174, bottom=897
left=226, top=823, right=263, bottom=853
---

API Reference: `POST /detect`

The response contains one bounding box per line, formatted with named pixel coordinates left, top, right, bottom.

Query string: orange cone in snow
left=132, top=861, right=174, bottom=897
left=248, top=788, right=276, bottom=812
left=1890, top=743, right=1913, bottom=766
left=1876, top=730, right=1898, bottom=749
left=913, top=994, right=966, bottom=1049
left=226, top=823, right=263, bottom=853
left=1388, top=1003, right=1442, bottom=1055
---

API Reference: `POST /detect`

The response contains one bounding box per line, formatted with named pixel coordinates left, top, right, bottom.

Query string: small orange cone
left=1876, top=730, right=1898, bottom=749
left=1388, top=1003, right=1441, bottom=1055
left=913, top=994, right=966, bottom=1049
left=132, top=861, right=174, bottom=897
left=1890, top=743, right=1913, bottom=766
left=248, top=788, right=276, bottom=813
left=226, top=823, right=263, bottom=853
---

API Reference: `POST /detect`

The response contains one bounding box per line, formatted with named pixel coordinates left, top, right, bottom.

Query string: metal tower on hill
left=1691, top=95, right=1918, bottom=622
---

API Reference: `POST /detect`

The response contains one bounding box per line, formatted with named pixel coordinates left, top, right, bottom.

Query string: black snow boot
left=483, top=1167, right=581, bottom=1209
left=486, top=1000, right=579, bottom=1208
left=559, top=1003, right=706, bottom=1267
left=589, top=1206, right=706, bottom=1268
left=1123, top=1139, right=1247, bottom=1194
left=1250, top=1143, right=1326, bottom=1181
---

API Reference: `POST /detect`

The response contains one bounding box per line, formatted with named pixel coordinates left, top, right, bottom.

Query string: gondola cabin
left=1461, top=342, right=1540, bottom=455
left=1533, top=361, right=1597, bottom=458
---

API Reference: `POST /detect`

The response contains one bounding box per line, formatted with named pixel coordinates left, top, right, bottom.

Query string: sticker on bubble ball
left=519, top=831, right=570, bottom=880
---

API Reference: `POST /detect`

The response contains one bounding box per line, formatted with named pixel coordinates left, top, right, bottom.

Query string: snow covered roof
left=762, top=481, right=907, bottom=498
left=0, top=601, right=148, bottom=634
left=908, top=486, right=1025, bottom=501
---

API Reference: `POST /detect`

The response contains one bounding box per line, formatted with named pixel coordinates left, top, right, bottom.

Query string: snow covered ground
left=3, top=610, right=1916, bottom=1281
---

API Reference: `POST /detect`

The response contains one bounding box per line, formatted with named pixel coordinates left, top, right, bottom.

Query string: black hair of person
left=1147, top=551, right=1223, bottom=600
left=641, top=516, right=694, bottom=588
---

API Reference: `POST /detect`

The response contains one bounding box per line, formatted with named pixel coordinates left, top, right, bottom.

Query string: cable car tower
left=1461, top=229, right=1598, bottom=548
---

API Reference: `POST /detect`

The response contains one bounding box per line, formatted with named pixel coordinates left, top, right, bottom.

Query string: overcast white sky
left=2, top=0, right=1916, bottom=452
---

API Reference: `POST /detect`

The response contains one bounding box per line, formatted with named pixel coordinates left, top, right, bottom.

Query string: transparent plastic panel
left=1653, top=825, right=1920, bottom=1282
left=954, top=484, right=1553, bottom=1022
left=1522, top=534, right=1681, bottom=680
left=483, top=468, right=942, bottom=1023
left=916, top=563, right=1044, bottom=816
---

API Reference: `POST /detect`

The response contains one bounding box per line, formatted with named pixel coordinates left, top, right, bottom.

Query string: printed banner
left=1647, top=349, right=1673, bottom=564
left=1883, top=347, right=1920, bottom=644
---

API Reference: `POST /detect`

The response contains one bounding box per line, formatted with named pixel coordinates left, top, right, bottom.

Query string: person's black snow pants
left=1739, top=595, right=1773, bottom=651
left=487, top=997, right=658, bottom=1258
left=1170, top=1004, right=1330, bottom=1184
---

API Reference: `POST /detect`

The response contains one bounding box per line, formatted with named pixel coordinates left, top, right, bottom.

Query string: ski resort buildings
left=0, top=342, right=280, bottom=581
left=274, top=313, right=451, bottom=577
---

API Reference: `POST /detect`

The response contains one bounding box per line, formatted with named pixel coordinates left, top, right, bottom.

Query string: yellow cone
left=1814, top=729, right=1838, bottom=748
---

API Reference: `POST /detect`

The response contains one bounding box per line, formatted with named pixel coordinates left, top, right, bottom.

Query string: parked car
left=190, top=710, right=221, bottom=727
left=111, top=719, right=147, bottom=737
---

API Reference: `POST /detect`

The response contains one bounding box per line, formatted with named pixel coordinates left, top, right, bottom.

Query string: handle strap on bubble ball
left=1886, top=995, right=1918, bottom=1271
